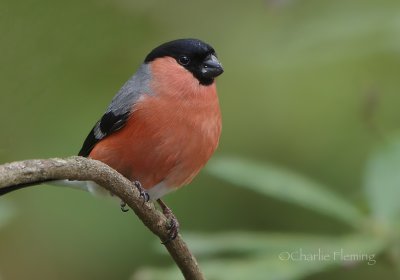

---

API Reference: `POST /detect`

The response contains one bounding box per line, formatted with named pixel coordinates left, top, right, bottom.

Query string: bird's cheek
left=150, top=58, right=199, bottom=95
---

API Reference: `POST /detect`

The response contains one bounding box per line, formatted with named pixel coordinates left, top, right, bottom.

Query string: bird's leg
left=157, top=199, right=180, bottom=244
left=120, top=180, right=149, bottom=213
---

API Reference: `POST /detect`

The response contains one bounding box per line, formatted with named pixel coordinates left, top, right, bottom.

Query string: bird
left=1, top=38, right=224, bottom=242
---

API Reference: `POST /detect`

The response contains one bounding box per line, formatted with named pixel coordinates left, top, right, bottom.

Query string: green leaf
left=133, top=255, right=335, bottom=280
left=364, top=134, right=400, bottom=226
left=184, top=231, right=339, bottom=256
left=206, top=157, right=364, bottom=227
left=185, top=232, right=385, bottom=259
left=134, top=233, right=386, bottom=280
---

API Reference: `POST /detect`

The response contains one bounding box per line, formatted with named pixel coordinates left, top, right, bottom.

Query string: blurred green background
left=1, top=0, right=400, bottom=279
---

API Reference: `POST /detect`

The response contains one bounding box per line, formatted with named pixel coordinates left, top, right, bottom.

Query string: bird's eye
left=178, top=55, right=190, bottom=66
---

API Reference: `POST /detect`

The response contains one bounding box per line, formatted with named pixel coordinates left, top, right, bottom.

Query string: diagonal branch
left=0, top=156, right=204, bottom=280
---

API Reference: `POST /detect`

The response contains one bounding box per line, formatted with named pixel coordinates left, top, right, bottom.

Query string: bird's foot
left=133, top=180, right=150, bottom=203
left=120, top=201, right=129, bottom=212
left=119, top=180, right=149, bottom=213
left=157, top=199, right=180, bottom=244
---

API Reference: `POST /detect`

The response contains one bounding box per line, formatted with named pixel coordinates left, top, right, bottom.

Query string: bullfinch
left=1, top=39, right=224, bottom=241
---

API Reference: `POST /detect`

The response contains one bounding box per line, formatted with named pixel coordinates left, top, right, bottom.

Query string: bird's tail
left=0, top=180, right=52, bottom=196
left=0, top=180, right=105, bottom=196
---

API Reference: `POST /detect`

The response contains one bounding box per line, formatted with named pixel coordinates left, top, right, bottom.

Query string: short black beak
left=202, top=54, right=224, bottom=78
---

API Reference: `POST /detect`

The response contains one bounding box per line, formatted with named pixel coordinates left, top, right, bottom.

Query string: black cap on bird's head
left=145, top=38, right=223, bottom=86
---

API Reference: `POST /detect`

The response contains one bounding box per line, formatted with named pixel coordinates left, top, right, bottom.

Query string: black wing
left=78, top=111, right=130, bottom=157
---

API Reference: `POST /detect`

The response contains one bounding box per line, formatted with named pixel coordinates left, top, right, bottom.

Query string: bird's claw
left=157, top=199, right=180, bottom=244
left=133, top=180, right=150, bottom=203
left=119, top=180, right=148, bottom=213
left=120, top=201, right=129, bottom=212
left=162, top=216, right=180, bottom=244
